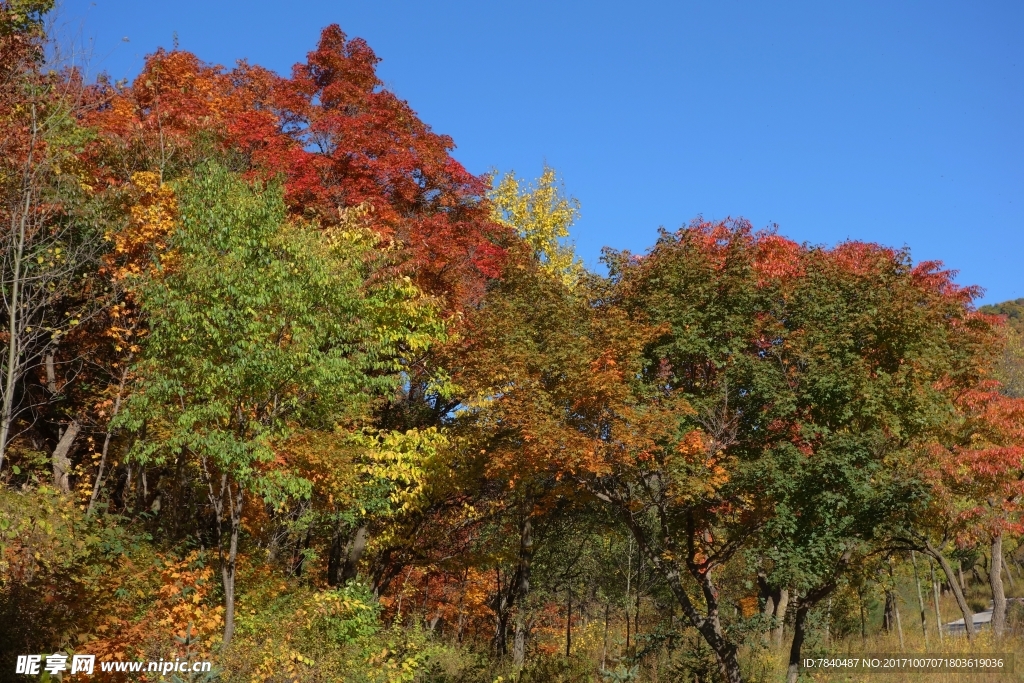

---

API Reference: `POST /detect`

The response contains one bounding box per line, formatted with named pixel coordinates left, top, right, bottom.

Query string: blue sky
left=58, top=0, right=1023, bottom=303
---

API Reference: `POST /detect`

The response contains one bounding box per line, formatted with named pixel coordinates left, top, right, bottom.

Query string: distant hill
left=979, top=298, right=1024, bottom=333
left=980, top=298, right=1024, bottom=397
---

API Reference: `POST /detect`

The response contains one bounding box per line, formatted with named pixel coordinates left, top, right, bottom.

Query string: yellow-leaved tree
left=489, top=166, right=583, bottom=288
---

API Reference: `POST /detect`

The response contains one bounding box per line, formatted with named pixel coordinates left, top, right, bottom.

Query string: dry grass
left=756, top=589, right=1024, bottom=683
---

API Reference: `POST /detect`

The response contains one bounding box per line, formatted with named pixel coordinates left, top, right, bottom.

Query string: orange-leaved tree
left=922, top=380, right=1024, bottom=638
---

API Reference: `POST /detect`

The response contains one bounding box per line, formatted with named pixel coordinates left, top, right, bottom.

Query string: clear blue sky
left=58, top=0, right=1022, bottom=304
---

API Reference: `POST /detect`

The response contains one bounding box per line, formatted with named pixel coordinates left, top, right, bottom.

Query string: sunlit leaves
left=489, top=167, right=583, bottom=289
left=119, top=162, right=446, bottom=496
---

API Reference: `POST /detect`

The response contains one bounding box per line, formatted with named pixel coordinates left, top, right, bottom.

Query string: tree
left=489, top=166, right=583, bottom=289
left=980, top=298, right=1024, bottom=334
left=919, top=383, right=1024, bottom=638
left=754, top=245, right=991, bottom=679
left=0, top=0, right=103, bottom=472
left=348, top=166, right=588, bottom=663
left=117, top=162, right=443, bottom=646
left=83, top=25, right=509, bottom=316
left=580, top=221, right=992, bottom=683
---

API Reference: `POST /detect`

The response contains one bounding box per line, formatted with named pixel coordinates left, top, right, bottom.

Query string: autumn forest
left=2, top=2, right=1024, bottom=682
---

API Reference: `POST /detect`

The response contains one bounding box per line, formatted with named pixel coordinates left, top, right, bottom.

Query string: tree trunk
left=565, top=587, right=572, bottom=657
left=894, top=596, right=905, bottom=650
left=603, top=497, right=744, bottom=682
left=634, top=554, right=642, bottom=638
left=493, top=513, right=535, bottom=658
left=782, top=554, right=849, bottom=683
left=663, top=563, right=743, bottom=683
left=44, top=349, right=56, bottom=394
left=394, top=566, right=414, bottom=624
left=512, top=518, right=533, bottom=668
left=930, top=557, right=944, bottom=643
left=990, top=532, right=1006, bottom=639
left=221, top=480, right=243, bottom=648
left=222, top=545, right=237, bottom=646
left=512, top=619, right=528, bottom=667
left=341, top=525, right=368, bottom=583
left=202, top=463, right=244, bottom=649
left=786, top=603, right=809, bottom=683
left=51, top=420, right=80, bottom=493
left=972, top=564, right=985, bottom=586
left=634, top=553, right=643, bottom=638
left=327, top=525, right=343, bottom=586
left=824, top=596, right=832, bottom=646
left=883, top=588, right=905, bottom=648
left=624, top=537, right=633, bottom=651
left=0, top=115, right=34, bottom=473
left=293, top=529, right=312, bottom=577
left=773, top=588, right=789, bottom=649
left=925, top=542, right=973, bottom=640
left=602, top=600, right=609, bottom=671
left=88, top=365, right=130, bottom=517
left=494, top=575, right=510, bottom=658
left=883, top=590, right=895, bottom=632
left=762, top=594, right=776, bottom=618
left=859, top=589, right=866, bottom=641
left=911, top=551, right=929, bottom=647
left=758, top=573, right=780, bottom=631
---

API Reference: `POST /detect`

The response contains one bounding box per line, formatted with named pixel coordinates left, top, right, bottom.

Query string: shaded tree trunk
left=825, top=596, right=832, bottom=646
left=493, top=566, right=511, bottom=657
left=883, top=588, right=904, bottom=648
left=788, top=587, right=840, bottom=682
left=293, top=529, right=312, bottom=577
left=88, top=364, right=130, bottom=517
left=634, top=554, right=642, bottom=638
left=341, top=525, right=368, bottom=583
left=924, top=541, right=974, bottom=641
left=222, top=495, right=241, bottom=648
left=783, top=552, right=850, bottom=683
left=493, top=516, right=535, bottom=658
left=327, top=525, right=344, bottom=587
left=911, top=551, right=929, bottom=647
left=565, top=586, right=572, bottom=657
left=625, top=537, right=633, bottom=651
left=203, top=464, right=244, bottom=648
left=786, top=603, right=810, bottom=683
left=859, top=588, right=866, bottom=641
left=642, top=552, right=743, bottom=682
left=512, top=518, right=533, bottom=668
left=602, top=600, right=609, bottom=671
left=930, top=557, right=944, bottom=643
left=990, top=532, right=1006, bottom=638
left=602, top=503, right=744, bottom=683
